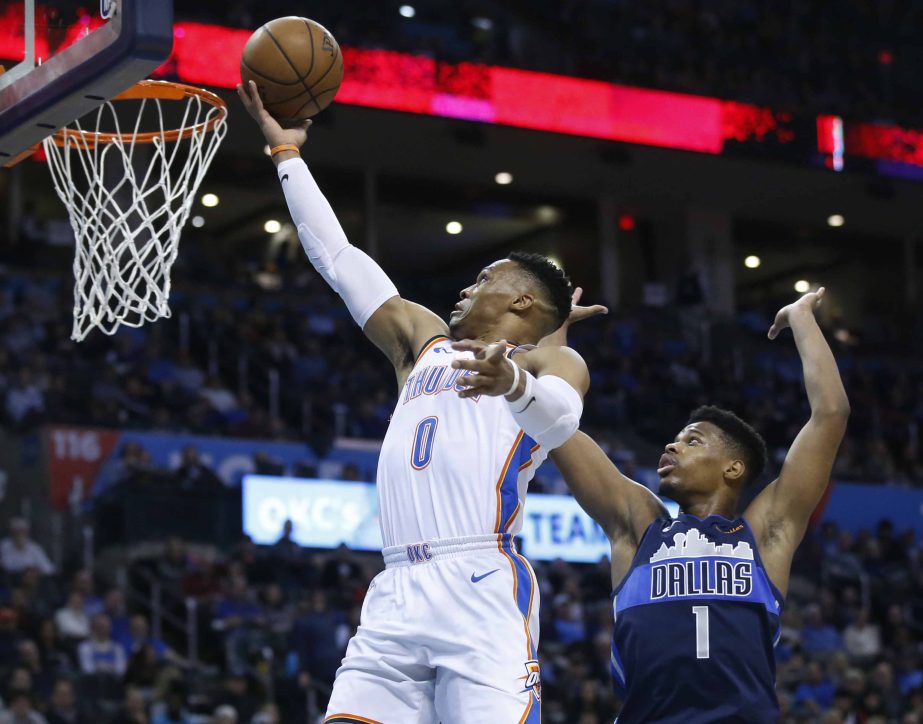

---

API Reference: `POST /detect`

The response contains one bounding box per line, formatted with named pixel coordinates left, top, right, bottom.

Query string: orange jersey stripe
left=324, top=715, right=384, bottom=724
left=413, top=335, right=450, bottom=367
left=497, top=538, right=533, bottom=657
left=494, top=430, right=524, bottom=533
left=503, top=502, right=522, bottom=532
left=518, top=696, right=534, bottom=724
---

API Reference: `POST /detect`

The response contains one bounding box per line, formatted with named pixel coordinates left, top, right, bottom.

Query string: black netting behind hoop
left=43, top=86, right=227, bottom=341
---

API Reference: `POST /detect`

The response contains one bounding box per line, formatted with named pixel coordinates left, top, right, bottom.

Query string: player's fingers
left=451, top=358, right=486, bottom=372
left=572, top=287, right=584, bottom=306
left=451, top=340, right=485, bottom=353
left=485, top=340, right=508, bottom=361
left=767, top=324, right=778, bottom=340
left=815, top=286, right=826, bottom=304
left=247, top=80, right=266, bottom=112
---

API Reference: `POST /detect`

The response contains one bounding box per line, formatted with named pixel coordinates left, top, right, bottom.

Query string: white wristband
left=504, top=356, right=521, bottom=398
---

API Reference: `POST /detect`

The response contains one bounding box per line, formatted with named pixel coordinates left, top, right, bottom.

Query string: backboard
left=0, top=0, right=173, bottom=165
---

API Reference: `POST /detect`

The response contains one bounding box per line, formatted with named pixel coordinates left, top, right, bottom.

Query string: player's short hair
left=687, top=406, right=768, bottom=486
left=507, top=251, right=573, bottom=329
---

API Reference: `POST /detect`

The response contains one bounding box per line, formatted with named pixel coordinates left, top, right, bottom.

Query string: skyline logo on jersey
left=402, top=364, right=481, bottom=404
left=650, top=528, right=754, bottom=562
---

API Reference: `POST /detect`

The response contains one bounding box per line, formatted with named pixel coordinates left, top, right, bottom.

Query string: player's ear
left=511, top=293, right=535, bottom=313
left=724, top=458, right=746, bottom=483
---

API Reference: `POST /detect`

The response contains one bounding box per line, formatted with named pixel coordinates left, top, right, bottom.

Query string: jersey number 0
left=411, top=417, right=438, bottom=470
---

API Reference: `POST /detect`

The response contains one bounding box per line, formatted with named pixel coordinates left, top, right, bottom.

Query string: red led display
left=1, top=11, right=923, bottom=171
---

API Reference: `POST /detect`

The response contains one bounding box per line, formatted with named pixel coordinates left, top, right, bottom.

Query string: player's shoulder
left=513, top=343, right=584, bottom=365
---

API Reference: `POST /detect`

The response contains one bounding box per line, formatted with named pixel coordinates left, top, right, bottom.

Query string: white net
left=43, top=82, right=228, bottom=341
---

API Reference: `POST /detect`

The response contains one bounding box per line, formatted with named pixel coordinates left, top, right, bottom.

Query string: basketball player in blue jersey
left=551, top=287, right=849, bottom=723
left=238, top=81, right=599, bottom=723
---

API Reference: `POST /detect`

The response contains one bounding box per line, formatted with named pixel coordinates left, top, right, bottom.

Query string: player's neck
left=474, top=320, right=539, bottom=346
left=680, top=492, right=738, bottom=520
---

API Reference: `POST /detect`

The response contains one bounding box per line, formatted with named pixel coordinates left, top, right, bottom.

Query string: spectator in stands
left=120, top=615, right=170, bottom=663
left=210, top=706, right=236, bottom=724
left=801, top=603, right=844, bottom=656
left=172, top=448, right=223, bottom=492
left=0, top=691, right=47, bottom=724
left=4, top=369, right=44, bottom=429
left=844, top=608, right=882, bottom=661
left=77, top=615, right=126, bottom=677
left=15, top=640, right=53, bottom=704
left=53, top=593, right=89, bottom=643
left=1, top=519, right=53, bottom=576
left=45, top=679, right=87, bottom=724
left=289, top=590, right=348, bottom=686
left=795, top=660, right=836, bottom=711
left=198, top=376, right=239, bottom=417
left=214, top=576, right=263, bottom=676
left=150, top=681, right=192, bottom=723
left=109, top=685, right=148, bottom=724
left=71, top=570, right=102, bottom=618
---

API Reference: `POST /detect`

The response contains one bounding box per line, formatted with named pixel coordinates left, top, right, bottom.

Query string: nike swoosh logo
left=470, top=569, right=500, bottom=583
left=281, top=174, right=289, bottom=183
left=520, top=396, right=537, bottom=412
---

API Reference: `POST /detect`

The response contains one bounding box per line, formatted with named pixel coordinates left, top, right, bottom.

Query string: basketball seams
left=264, top=24, right=322, bottom=117
left=240, top=57, right=304, bottom=87
left=241, top=18, right=342, bottom=120
left=305, top=31, right=342, bottom=94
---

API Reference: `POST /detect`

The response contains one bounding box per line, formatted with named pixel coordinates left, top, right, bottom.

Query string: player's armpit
left=551, top=431, right=666, bottom=543
left=745, top=409, right=849, bottom=551
left=364, top=298, right=449, bottom=379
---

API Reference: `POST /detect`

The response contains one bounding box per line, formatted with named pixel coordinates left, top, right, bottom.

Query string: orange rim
left=49, top=79, right=227, bottom=149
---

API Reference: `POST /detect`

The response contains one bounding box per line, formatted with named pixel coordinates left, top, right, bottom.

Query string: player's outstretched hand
left=768, top=286, right=825, bottom=340
left=566, top=287, right=608, bottom=327
left=451, top=339, right=517, bottom=399
left=236, top=79, right=311, bottom=149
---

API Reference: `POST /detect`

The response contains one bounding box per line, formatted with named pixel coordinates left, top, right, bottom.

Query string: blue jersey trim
left=498, top=434, right=536, bottom=532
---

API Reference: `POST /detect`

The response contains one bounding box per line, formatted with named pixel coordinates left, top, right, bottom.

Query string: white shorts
left=324, top=534, right=541, bottom=724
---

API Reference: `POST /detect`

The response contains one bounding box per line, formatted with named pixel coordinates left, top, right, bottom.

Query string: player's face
left=449, top=260, right=521, bottom=338
left=656, top=422, right=734, bottom=503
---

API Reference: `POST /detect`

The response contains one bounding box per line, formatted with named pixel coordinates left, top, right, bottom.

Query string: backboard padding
left=0, top=0, right=173, bottom=163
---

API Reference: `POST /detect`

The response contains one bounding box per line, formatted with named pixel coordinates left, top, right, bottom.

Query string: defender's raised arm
left=745, top=287, right=850, bottom=593
left=237, top=81, right=446, bottom=380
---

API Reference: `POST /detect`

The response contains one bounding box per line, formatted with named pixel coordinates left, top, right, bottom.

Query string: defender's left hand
left=768, top=286, right=825, bottom=340
left=451, top=340, right=517, bottom=398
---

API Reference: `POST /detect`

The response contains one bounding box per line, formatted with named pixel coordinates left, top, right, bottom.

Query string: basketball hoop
left=42, top=80, right=228, bottom=341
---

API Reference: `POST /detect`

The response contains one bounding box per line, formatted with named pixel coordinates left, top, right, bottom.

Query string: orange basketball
left=240, top=16, right=344, bottom=121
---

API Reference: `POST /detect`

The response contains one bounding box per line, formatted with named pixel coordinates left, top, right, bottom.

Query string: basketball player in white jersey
left=239, top=81, right=600, bottom=723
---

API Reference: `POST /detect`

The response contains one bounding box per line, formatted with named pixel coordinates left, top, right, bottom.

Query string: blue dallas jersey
left=611, top=514, right=783, bottom=723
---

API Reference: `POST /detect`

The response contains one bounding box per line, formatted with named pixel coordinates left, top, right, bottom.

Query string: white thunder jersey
left=377, top=335, right=547, bottom=547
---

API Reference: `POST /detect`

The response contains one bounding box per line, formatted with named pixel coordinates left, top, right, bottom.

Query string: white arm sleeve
left=277, top=157, right=398, bottom=328
left=507, top=370, right=583, bottom=450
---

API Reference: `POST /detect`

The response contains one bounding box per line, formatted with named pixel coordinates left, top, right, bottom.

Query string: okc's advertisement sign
left=242, top=474, right=624, bottom=563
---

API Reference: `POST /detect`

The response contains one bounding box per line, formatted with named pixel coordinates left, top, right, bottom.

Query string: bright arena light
left=191, top=215, right=205, bottom=228
left=201, top=193, right=219, bottom=207
left=744, top=255, right=761, bottom=269
left=264, top=219, right=282, bottom=234
left=495, top=171, right=514, bottom=185
left=827, top=214, right=845, bottom=227
left=794, top=280, right=811, bottom=293
left=446, top=221, right=463, bottom=235
left=399, top=5, right=416, bottom=18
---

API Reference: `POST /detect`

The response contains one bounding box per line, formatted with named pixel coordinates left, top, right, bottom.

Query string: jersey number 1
left=692, top=605, right=710, bottom=659
left=411, top=417, right=438, bottom=470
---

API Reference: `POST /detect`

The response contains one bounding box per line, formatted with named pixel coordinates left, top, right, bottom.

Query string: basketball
left=240, top=16, right=344, bottom=122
